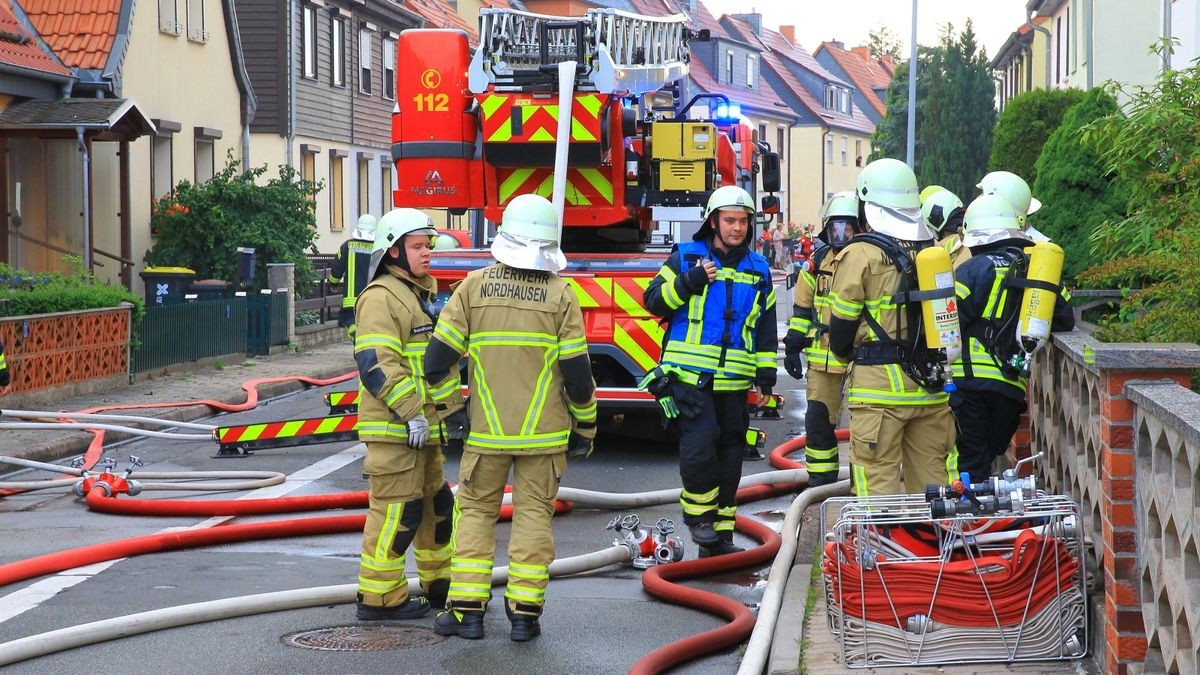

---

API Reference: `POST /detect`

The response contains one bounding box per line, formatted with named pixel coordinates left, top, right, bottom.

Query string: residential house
left=10, top=0, right=242, bottom=294
left=990, top=21, right=1050, bottom=110
left=1170, top=0, right=1199, bottom=67
left=812, top=40, right=894, bottom=124
left=724, top=22, right=874, bottom=227
left=1026, top=0, right=1162, bottom=97
left=235, top=0, right=475, bottom=255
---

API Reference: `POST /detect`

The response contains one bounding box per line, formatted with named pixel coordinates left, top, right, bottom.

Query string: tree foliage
left=1077, top=41, right=1200, bottom=343
left=144, top=156, right=322, bottom=291
left=989, top=88, right=1087, bottom=185
left=916, top=22, right=996, bottom=200
left=1030, top=88, right=1125, bottom=284
left=867, top=26, right=902, bottom=61
left=871, top=22, right=996, bottom=200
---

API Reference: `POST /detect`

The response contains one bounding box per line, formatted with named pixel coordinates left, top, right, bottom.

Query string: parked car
left=435, top=229, right=472, bottom=249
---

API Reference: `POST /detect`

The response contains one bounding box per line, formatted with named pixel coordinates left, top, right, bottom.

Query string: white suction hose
left=1, top=409, right=215, bottom=430
left=0, top=422, right=212, bottom=441
left=0, top=544, right=635, bottom=667
left=737, top=476, right=851, bottom=675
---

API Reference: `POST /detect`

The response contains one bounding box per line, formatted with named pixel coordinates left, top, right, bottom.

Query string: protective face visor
left=824, top=218, right=858, bottom=249
left=490, top=230, right=567, bottom=273
left=863, top=202, right=935, bottom=242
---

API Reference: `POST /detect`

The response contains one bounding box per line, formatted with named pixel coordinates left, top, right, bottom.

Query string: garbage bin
left=236, top=247, right=256, bottom=288
left=191, top=279, right=232, bottom=301
left=140, top=266, right=195, bottom=306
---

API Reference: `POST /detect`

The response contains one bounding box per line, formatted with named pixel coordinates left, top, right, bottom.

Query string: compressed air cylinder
left=915, top=245, right=961, bottom=365
left=1016, top=241, right=1064, bottom=353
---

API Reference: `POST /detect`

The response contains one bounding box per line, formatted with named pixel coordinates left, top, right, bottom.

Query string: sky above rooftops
left=703, top=0, right=1029, bottom=61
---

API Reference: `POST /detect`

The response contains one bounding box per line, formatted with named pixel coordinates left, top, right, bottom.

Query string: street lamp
left=906, top=0, right=917, bottom=168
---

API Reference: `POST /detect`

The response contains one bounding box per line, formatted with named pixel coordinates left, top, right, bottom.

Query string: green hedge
left=0, top=258, right=145, bottom=347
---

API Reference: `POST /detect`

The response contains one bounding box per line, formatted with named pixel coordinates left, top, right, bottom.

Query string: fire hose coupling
left=71, top=456, right=144, bottom=497
left=605, top=513, right=683, bottom=569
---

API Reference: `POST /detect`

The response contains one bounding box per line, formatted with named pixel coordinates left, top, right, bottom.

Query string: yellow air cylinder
left=915, top=245, right=961, bottom=366
left=1016, top=241, right=1064, bottom=353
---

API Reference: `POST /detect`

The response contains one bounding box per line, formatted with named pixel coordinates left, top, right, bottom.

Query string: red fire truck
left=390, top=7, right=780, bottom=420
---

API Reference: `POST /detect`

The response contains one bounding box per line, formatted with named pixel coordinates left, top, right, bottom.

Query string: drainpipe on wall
left=1162, top=0, right=1172, bottom=73
left=819, top=127, right=828, bottom=206
left=1028, top=20, right=1052, bottom=89
left=76, top=127, right=91, bottom=270
left=1084, top=0, right=1093, bottom=89
left=287, top=0, right=296, bottom=168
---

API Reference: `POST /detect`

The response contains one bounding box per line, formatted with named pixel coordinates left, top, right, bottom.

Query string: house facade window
left=357, top=155, right=370, bottom=217
left=855, top=139, right=863, bottom=166
left=151, top=135, right=174, bottom=202
left=380, top=160, right=393, bottom=213
left=186, top=0, right=206, bottom=42
left=194, top=140, right=214, bottom=182
left=841, top=135, right=847, bottom=166
left=825, top=134, right=833, bottom=164
left=746, top=54, right=756, bottom=87
left=776, top=127, right=785, bottom=160
left=301, top=145, right=319, bottom=205
left=332, top=17, right=346, bottom=87
left=330, top=151, right=346, bottom=231
left=758, top=122, right=767, bottom=145
left=725, top=51, right=733, bottom=84
left=159, top=0, right=180, bottom=35
left=303, top=5, right=317, bottom=79
left=359, top=28, right=373, bottom=94
left=383, top=38, right=397, bottom=100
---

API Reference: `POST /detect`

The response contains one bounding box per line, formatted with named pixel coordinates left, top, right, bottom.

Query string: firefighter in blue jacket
left=643, top=185, right=777, bottom=556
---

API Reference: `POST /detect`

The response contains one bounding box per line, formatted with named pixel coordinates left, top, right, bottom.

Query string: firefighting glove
left=638, top=368, right=680, bottom=420
left=668, top=381, right=706, bottom=419
left=443, top=408, right=470, bottom=441
left=567, top=431, right=594, bottom=459
left=680, top=263, right=712, bottom=293
left=784, top=352, right=805, bottom=380
left=406, top=414, right=430, bottom=449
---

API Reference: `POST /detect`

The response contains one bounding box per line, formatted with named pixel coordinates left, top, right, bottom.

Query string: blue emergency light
left=714, top=102, right=741, bottom=122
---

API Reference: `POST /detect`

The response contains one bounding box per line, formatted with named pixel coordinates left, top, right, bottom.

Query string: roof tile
left=0, top=0, right=72, bottom=77
left=814, top=41, right=893, bottom=119
left=22, top=0, right=120, bottom=70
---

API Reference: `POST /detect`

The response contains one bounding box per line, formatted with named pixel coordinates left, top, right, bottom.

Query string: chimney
left=828, top=39, right=844, bottom=50
left=779, top=25, right=795, bottom=44
left=851, top=46, right=870, bottom=60
left=731, top=12, right=762, bottom=36
left=881, top=54, right=894, bottom=68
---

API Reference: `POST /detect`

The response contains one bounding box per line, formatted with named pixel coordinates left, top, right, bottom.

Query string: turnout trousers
left=357, top=441, right=454, bottom=608
left=446, top=451, right=566, bottom=617
left=847, top=403, right=959, bottom=497
left=950, top=390, right=1026, bottom=483
left=804, top=368, right=846, bottom=480
left=678, top=388, right=749, bottom=540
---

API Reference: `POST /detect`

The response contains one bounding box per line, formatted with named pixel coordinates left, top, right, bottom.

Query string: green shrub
left=145, top=155, right=322, bottom=291
left=989, top=88, right=1086, bottom=185
left=1078, top=40, right=1200, bottom=343
left=0, top=255, right=145, bottom=347
left=1031, top=88, right=1126, bottom=284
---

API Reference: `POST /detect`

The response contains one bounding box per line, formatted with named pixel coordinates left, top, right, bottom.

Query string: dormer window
left=746, top=54, right=757, bottom=87
left=824, top=85, right=852, bottom=115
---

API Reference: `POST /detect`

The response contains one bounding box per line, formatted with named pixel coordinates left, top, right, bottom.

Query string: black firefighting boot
left=506, top=602, right=542, bottom=642
left=433, top=601, right=485, bottom=639
left=355, top=593, right=430, bottom=621
left=699, top=532, right=746, bottom=559
left=686, top=520, right=721, bottom=546
left=425, top=578, right=450, bottom=610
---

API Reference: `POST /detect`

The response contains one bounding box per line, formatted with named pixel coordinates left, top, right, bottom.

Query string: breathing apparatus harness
left=847, top=232, right=950, bottom=393
left=962, top=246, right=1061, bottom=380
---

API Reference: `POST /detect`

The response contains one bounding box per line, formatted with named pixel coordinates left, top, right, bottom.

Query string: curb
left=10, top=365, right=356, bottom=467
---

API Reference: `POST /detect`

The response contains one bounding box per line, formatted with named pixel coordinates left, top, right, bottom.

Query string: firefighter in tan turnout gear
left=826, top=158, right=959, bottom=497
left=782, top=191, right=861, bottom=487
left=353, top=208, right=463, bottom=621
left=425, top=193, right=597, bottom=642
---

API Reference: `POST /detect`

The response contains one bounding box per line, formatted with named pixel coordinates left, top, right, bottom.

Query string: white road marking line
left=0, top=443, right=366, bottom=624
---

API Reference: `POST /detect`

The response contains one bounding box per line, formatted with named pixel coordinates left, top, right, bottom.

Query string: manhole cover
left=283, top=625, right=446, bottom=651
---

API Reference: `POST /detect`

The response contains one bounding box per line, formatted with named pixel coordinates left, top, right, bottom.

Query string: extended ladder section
left=469, top=7, right=691, bottom=95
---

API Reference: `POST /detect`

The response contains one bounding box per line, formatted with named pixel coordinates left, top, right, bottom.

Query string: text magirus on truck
left=389, top=7, right=781, bottom=424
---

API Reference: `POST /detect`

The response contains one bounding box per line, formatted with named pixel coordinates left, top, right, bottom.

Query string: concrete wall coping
left=1053, top=329, right=1200, bottom=375
left=1126, top=381, right=1200, bottom=449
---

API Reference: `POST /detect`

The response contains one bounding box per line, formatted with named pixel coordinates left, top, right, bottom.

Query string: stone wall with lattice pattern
left=0, top=306, right=130, bottom=395
left=1030, top=332, right=1200, bottom=674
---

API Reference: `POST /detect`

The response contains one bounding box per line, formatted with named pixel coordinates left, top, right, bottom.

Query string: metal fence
left=131, top=297, right=248, bottom=373
left=248, top=289, right=290, bottom=356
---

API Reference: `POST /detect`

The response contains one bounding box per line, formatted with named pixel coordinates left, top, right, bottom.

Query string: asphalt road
left=0, top=356, right=811, bottom=673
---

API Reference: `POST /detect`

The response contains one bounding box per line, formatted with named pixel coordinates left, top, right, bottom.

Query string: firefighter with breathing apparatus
left=643, top=185, right=777, bottom=554
left=977, top=170, right=1051, bottom=243
left=920, top=187, right=970, bottom=269
left=950, top=194, right=1074, bottom=482
left=352, top=208, right=464, bottom=621
left=782, top=191, right=861, bottom=487
left=826, top=158, right=960, bottom=497
left=330, top=214, right=379, bottom=338
left=424, top=193, right=597, bottom=642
